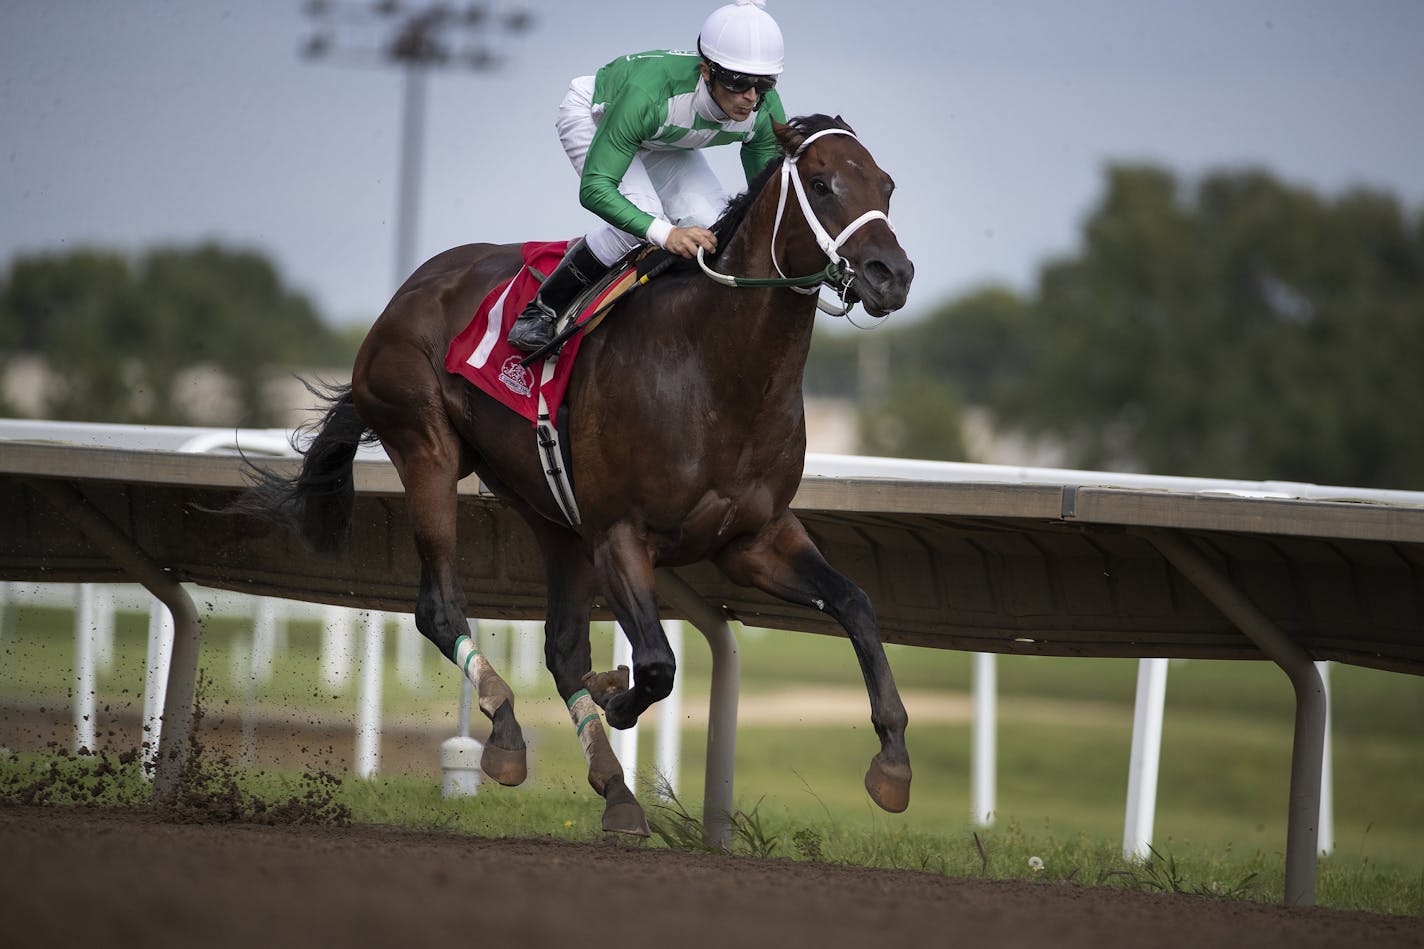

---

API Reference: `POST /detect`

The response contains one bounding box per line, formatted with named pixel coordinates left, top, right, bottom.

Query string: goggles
left=707, top=62, right=777, bottom=96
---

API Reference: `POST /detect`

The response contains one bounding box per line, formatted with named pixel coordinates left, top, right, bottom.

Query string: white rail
left=7, top=420, right=1385, bottom=899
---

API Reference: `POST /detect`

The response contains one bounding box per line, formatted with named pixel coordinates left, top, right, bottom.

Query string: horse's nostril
left=863, top=260, right=892, bottom=289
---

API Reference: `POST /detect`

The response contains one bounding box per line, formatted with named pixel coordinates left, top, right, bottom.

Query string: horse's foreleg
left=536, top=528, right=649, bottom=836
left=589, top=523, right=675, bottom=730
left=716, top=513, right=911, bottom=813
left=563, top=688, right=648, bottom=836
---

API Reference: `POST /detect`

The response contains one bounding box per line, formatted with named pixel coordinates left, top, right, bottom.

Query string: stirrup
left=507, top=302, right=558, bottom=352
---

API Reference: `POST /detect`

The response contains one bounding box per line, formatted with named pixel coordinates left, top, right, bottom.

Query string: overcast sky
left=3, top=1, right=1421, bottom=328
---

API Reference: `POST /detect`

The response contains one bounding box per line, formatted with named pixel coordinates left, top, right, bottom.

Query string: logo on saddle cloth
left=498, top=355, right=533, bottom=397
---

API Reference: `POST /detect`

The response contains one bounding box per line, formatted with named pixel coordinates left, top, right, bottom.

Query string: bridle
left=697, top=127, right=895, bottom=317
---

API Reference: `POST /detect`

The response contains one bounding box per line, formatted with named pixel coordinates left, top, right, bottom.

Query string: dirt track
left=2, top=805, right=1419, bottom=949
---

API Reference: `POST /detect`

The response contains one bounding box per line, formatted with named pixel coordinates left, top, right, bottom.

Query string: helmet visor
left=708, top=61, right=777, bottom=96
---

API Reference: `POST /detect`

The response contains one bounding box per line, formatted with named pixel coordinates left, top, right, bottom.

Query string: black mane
left=708, top=113, right=855, bottom=246
left=653, top=114, right=856, bottom=274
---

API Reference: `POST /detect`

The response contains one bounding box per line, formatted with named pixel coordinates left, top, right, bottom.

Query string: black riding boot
left=507, top=238, right=611, bottom=353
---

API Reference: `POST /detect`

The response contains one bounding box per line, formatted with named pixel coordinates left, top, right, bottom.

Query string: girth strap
left=536, top=350, right=581, bottom=528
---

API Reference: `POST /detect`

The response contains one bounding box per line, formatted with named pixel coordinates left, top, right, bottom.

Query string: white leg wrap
left=455, top=634, right=510, bottom=717
left=567, top=689, right=604, bottom=763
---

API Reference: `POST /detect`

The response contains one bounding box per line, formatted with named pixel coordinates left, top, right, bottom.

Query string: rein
left=696, top=127, right=894, bottom=317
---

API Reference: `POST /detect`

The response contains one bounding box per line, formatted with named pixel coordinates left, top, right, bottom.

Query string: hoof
left=582, top=665, right=630, bottom=708
left=602, top=800, right=650, bottom=838
left=603, top=704, right=639, bottom=731
left=481, top=741, right=528, bottom=787
left=864, top=754, right=911, bottom=813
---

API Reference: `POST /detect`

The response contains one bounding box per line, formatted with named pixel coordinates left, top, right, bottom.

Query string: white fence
left=0, top=578, right=1336, bottom=856
left=0, top=580, right=684, bottom=793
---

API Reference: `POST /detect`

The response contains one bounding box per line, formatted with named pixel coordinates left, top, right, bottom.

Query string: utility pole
left=300, top=1, right=534, bottom=289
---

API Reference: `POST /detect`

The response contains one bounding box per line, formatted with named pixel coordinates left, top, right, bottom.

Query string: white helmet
left=698, top=0, right=784, bottom=76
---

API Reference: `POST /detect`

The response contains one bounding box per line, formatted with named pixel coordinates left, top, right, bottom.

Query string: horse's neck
left=602, top=186, right=825, bottom=420
left=723, top=182, right=826, bottom=283
left=715, top=194, right=825, bottom=356
left=686, top=234, right=818, bottom=396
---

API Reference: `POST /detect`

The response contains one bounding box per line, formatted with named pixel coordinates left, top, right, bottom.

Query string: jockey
left=507, top=0, right=789, bottom=353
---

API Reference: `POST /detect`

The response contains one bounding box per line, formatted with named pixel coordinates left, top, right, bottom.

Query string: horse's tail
left=230, top=380, right=374, bottom=555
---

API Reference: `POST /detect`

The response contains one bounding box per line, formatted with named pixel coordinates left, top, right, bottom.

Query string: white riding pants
left=556, top=75, right=728, bottom=267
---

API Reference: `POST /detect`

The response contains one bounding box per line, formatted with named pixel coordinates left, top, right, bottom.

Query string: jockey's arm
left=578, top=96, right=673, bottom=249
left=578, top=81, right=730, bottom=259
left=581, top=151, right=715, bottom=259
left=740, top=88, right=788, bottom=182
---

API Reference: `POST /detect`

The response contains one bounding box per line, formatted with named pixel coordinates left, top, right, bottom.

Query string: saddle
left=443, top=241, right=673, bottom=529
left=525, top=244, right=671, bottom=365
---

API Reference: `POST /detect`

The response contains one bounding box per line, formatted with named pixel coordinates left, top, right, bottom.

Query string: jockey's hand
left=665, top=226, right=717, bottom=259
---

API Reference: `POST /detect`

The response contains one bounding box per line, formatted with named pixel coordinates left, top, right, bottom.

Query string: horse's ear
left=774, top=120, right=805, bottom=155
left=834, top=114, right=856, bottom=135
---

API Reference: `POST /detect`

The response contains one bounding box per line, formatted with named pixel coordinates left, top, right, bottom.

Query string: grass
left=2, top=592, right=1423, bottom=915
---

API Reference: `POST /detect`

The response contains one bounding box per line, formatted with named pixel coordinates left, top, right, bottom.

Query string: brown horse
left=239, top=114, right=915, bottom=836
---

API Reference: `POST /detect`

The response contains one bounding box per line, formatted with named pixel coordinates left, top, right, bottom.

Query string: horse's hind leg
left=380, top=437, right=528, bottom=786
left=716, top=512, right=912, bottom=813
left=445, top=593, right=527, bottom=786
left=532, top=522, right=648, bottom=836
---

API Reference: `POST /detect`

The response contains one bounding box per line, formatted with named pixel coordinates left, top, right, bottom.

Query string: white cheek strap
left=771, top=128, right=895, bottom=306
left=694, top=127, right=896, bottom=318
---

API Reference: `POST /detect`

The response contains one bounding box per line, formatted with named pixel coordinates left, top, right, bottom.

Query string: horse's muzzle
left=855, top=252, right=915, bottom=316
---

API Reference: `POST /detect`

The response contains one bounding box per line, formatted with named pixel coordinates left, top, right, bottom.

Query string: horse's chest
left=684, top=427, right=800, bottom=526
left=664, top=484, right=780, bottom=560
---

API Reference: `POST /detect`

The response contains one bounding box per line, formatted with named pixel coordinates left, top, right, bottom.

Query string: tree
left=858, top=369, right=967, bottom=462
left=1, top=249, right=152, bottom=422
left=996, top=164, right=1424, bottom=489
left=805, top=325, right=861, bottom=399
left=136, top=244, right=331, bottom=425
left=0, top=243, right=347, bottom=425
left=893, top=286, right=1034, bottom=407
left=805, top=286, right=1035, bottom=461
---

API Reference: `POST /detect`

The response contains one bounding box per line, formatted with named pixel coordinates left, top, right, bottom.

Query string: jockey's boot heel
left=507, top=238, right=611, bottom=353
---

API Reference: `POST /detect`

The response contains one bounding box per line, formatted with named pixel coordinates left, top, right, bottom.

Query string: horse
left=237, top=114, right=916, bottom=836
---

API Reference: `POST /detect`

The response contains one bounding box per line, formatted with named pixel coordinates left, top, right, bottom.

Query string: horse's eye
left=811, top=178, right=830, bottom=196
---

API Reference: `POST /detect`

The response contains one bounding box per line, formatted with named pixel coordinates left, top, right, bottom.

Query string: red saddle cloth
left=444, top=240, right=619, bottom=426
